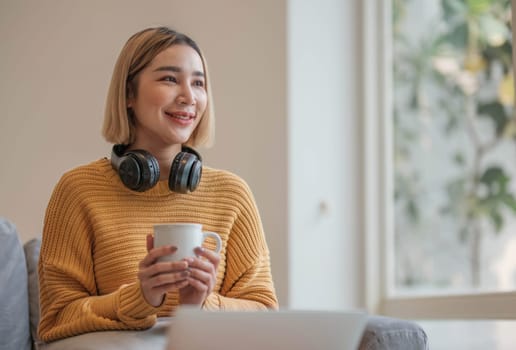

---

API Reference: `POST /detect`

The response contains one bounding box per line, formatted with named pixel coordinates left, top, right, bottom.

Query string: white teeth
left=166, top=113, right=191, bottom=120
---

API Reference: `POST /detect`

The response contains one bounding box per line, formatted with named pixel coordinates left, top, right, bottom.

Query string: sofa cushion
left=38, top=318, right=170, bottom=350
left=24, top=237, right=42, bottom=344
left=359, top=315, right=428, bottom=350
left=0, top=218, right=32, bottom=350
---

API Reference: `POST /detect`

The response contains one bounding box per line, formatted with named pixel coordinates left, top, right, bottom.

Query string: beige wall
left=0, top=0, right=288, bottom=304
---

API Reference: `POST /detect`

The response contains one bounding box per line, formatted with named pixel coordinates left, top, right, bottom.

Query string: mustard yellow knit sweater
left=38, top=158, right=278, bottom=342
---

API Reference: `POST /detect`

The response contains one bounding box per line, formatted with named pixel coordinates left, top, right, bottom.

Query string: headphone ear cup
left=119, top=150, right=160, bottom=192
left=117, top=154, right=143, bottom=191
left=188, top=160, right=202, bottom=192
left=169, top=151, right=202, bottom=193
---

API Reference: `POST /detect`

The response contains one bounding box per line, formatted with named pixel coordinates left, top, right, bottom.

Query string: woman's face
left=128, top=44, right=207, bottom=149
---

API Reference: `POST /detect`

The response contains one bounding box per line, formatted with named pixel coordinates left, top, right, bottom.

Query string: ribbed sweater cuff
left=117, top=281, right=160, bottom=323
left=202, top=292, right=222, bottom=310
left=202, top=292, right=272, bottom=311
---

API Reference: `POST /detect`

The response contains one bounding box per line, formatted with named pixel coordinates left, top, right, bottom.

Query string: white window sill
left=418, top=320, right=516, bottom=350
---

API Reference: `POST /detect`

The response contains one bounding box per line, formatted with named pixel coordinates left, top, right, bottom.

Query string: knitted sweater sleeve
left=203, top=177, right=279, bottom=311
left=37, top=172, right=159, bottom=342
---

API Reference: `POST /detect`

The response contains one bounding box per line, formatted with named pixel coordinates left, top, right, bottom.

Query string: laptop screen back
left=166, top=307, right=367, bottom=350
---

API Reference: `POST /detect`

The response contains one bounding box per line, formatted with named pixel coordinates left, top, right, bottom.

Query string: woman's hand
left=138, top=234, right=191, bottom=307
left=179, top=247, right=220, bottom=306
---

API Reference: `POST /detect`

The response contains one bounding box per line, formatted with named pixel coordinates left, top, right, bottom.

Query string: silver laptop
left=166, top=307, right=367, bottom=350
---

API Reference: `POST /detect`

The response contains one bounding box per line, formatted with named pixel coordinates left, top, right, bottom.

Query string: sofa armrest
left=0, top=218, right=32, bottom=350
left=359, top=315, right=429, bottom=350
left=24, top=237, right=42, bottom=346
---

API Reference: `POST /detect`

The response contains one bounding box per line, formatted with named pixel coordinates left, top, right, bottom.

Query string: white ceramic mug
left=153, top=223, right=222, bottom=262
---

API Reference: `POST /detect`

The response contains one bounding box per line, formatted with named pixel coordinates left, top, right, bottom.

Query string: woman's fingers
left=151, top=279, right=190, bottom=295
left=186, top=275, right=209, bottom=292
left=146, top=234, right=154, bottom=252
left=145, top=269, right=190, bottom=288
left=138, top=259, right=189, bottom=279
left=186, top=257, right=215, bottom=276
left=194, top=247, right=221, bottom=267
left=139, top=242, right=212, bottom=306
left=139, top=245, right=177, bottom=268
left=182, top=248, right=220, bottom=293
left=138, top=257, right=191, bottom=306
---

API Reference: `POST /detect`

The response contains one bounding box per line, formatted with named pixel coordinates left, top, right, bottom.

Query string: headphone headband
left=111, top=144, right=127, bottom=169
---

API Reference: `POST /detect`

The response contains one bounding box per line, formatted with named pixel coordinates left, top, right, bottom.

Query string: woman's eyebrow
left=153, top=66, right=205, bottom=77
left=154, top=65, right=181, bottom=73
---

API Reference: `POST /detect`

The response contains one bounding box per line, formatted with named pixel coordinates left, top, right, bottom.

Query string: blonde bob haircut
left=102, top=27, right=215, bottom=148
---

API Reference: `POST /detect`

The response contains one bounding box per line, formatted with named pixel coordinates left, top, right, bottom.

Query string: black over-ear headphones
left=110, top=144, right=202, bottom=193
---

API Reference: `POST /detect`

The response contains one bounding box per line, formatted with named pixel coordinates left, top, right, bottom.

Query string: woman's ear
left=126, top=81, right=136, bottom=108
left=126, top=93, right=134, bottom=108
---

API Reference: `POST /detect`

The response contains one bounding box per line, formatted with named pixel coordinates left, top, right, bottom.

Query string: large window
left=393, top=0, right=515, bottom=294
left=363, top=0, right=516, bottom=318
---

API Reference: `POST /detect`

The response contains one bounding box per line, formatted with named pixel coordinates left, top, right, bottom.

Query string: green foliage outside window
left=393, top=0, right=515, bottom=288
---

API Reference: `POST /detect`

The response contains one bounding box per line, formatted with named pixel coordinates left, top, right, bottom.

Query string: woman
left=38, top=26, right=278, bottom=343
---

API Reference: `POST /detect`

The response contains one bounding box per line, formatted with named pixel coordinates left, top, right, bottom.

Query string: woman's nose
left=178, top=84, right=195, bottom=105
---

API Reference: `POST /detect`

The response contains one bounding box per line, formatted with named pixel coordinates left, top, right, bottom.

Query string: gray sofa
left=0, top=217, right=428, bottom=350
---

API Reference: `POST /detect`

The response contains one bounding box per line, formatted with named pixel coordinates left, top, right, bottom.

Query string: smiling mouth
left=165, top=111, right=196, bottom=120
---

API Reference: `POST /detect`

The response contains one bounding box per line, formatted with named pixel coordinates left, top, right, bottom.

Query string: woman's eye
left=161, top=76, right=177, bottom=83
left=193, top=80, right=205, bottom=87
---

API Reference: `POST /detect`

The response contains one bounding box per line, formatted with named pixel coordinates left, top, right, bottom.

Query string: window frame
left=361, top=0, right=516, bottom=320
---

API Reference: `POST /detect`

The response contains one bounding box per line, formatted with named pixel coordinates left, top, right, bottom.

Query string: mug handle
left=202, top=231, right=222, bottom=254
